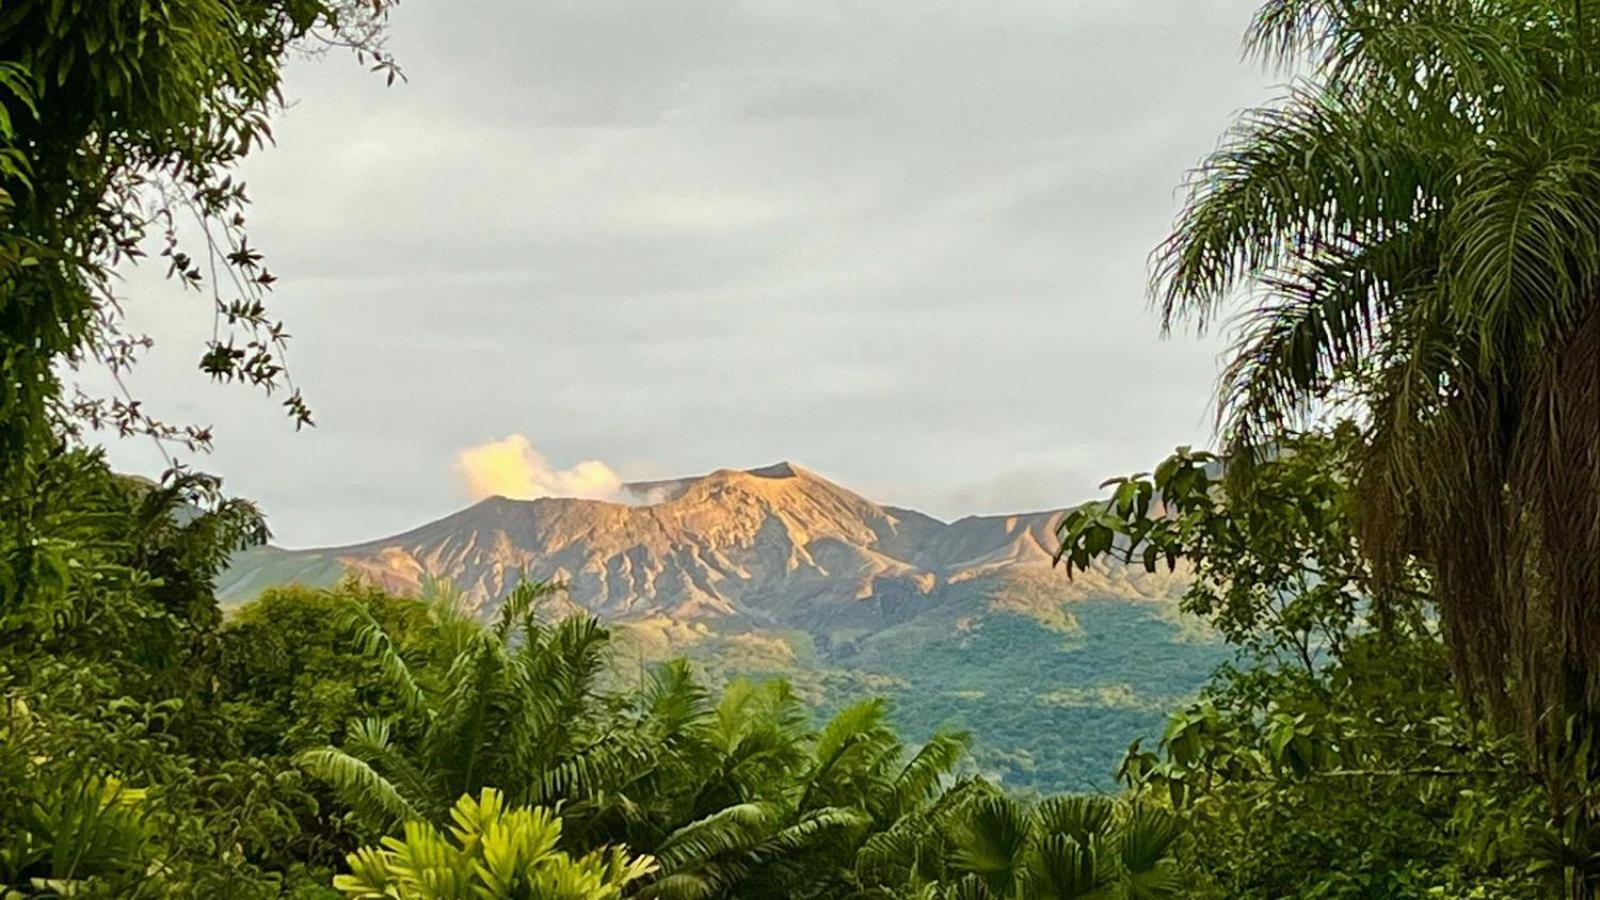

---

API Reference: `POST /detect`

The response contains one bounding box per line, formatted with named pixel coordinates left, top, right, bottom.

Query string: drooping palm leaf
left=298, top=747, right=421, bottom=829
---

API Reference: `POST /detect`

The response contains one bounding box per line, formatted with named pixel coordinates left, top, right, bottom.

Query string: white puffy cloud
left=457, top=434, right=624, bottom=502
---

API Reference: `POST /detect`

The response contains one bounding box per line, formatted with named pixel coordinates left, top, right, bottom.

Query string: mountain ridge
left=219, top=460, right=1183, bottom=631
left=219, top=459, right=1215, bottom=791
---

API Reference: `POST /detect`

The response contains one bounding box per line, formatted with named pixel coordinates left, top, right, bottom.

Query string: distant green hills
left=222, top=462, right=1225, bottom=791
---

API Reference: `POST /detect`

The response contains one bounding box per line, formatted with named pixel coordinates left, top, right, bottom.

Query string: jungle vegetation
left=2, top=0, right=1597, bottom=897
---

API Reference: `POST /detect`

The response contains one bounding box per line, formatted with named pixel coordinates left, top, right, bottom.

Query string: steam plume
left=457, top=434, right=625, bottom=502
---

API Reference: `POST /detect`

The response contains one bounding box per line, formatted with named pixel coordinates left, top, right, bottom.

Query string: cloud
left=457, top=434, right=625, bottom=502
left=91, top=0, right=1277, bottom=546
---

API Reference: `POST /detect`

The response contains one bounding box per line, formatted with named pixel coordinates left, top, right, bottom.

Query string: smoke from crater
left=456, top=434, right=626, bottom=503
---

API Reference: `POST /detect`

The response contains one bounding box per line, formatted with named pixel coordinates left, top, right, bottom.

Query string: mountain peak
left=745, top=460, right=801, bottom=479
left=622, top=461, right=821, bottom=507
left=693, top=460, right=815, bottom=487
left=221, top=461, right=1187, bottom=628
left=452, top=463, right=815, bottom=512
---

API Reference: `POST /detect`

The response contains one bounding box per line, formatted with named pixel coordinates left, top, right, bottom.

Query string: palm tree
left=1154, top=0, right=1600, bottom=879
left=636, top=697, right=971, bottom=899
left=332, top=788, right=656, bottom=900
left=298, top=579, right=630, bottom=831
left=857, top=792, right=1181, bottom=899
left=302, top=581, right=976, bottom=899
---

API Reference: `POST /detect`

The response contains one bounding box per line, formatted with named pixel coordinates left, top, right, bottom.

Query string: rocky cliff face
left=219, top=461, right=1183, bottom=636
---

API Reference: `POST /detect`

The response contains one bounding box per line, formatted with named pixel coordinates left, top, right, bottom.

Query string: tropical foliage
left=286, top=574, right=1180, bottom=898
left=333, top=789, right=657, bottom=900
left=1149, top=0, right=1600, bottom=872
left=8, top=0, right=1600, bottom=897
left=1045, top=0, right=1600, bottom=895
left=0, top=448, right=1175, bottom=898
left=1059, top=429, right=1554, bottom=896
left=895, top=793, right=1183, bottom=900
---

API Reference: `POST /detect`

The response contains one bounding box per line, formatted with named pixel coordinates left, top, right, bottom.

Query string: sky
left=96, top=0, right=1281, bottom=548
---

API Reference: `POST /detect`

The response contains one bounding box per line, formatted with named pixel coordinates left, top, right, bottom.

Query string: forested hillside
left=220, top=463, right=1217, bottom=792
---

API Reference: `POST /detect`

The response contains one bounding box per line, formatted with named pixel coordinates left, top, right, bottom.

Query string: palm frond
left=1025, top=833, right=1106, bottom=900
left=645, top=659, right=712, bottom=738
left=1155, top=85, right=1443, bottom=331
left=1444, top=134, right=1600, bottom=359
left=638, top=872, right=720, bottom=900
left=534, top=733, right=650, bottom=807
left=426, top=633, right=505, bottom=797
left=652, top=801, right=777, bottom=873
left=1034, top=796, right=1115, bottom=848
left=342, top=717, right=438, bottom=814
left=855, top=821, right=927, bottom=886
left=750, top=806, right=870, bottom=863
left=1218, top=224, right=1438, bottom=449
left=937, top=874, right=998, bottom=900
left=344, top=606, right=430, bottom=719
left=492, top=577, right=563, bottom=643
left=890, top=732, right=970, bottom=819
left=1117, top=806, right=1184, bottom=899
left=802, top=698, right=900, bottom=812
left=1247, top=0, right=1562, bottom=110
left=298, top=747, right=421, bottom=829
left=949, top=796, right=1029, bottom=884
left=419, top=575, right=482, bottom=657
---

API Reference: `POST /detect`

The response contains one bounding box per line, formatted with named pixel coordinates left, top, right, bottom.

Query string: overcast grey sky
left=98, top=0, right=1279, bottom=548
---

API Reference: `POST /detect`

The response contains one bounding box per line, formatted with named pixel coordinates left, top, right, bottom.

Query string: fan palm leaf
left=1116, top=806, right=1183, bottom=900
left=949, top=796, right=1031, bottom=891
